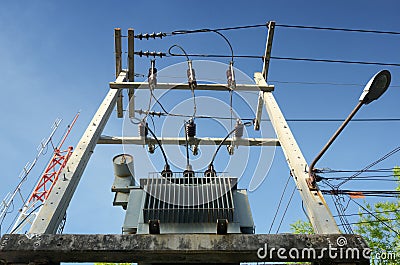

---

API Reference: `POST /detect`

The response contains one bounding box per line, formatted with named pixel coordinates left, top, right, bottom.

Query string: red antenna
left=29, top=112, right=80, bottom=203
left=10, top=113, right=80, bottom=234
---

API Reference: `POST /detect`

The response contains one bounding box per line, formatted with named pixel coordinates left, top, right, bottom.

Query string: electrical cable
left=333, top=209, right=400, bottom=218
left=322, top=189, right=400, bottom=198
left=142, top=122, right=170, bottom=171
left=276, top=186, right=296, bottom=233
left=338, top=218, right=400, bottom=227
left=268, top=175, right=291, bottom=233
left=350, top=198, right=399, bottom=236
left=168, top=45, right=190, bottom=61
left=168, top=51, right=400, bottom=67
left=136, top=109, right=400, bottom=123
left=9, top=203, right=43, bottom=234
left=337, top=146, right=400, bottom=187
left=276, top=23, right=400, bottom=35
left=142, top=22, right=400, bottom=37
left=168, top=23, right=267, bottom=36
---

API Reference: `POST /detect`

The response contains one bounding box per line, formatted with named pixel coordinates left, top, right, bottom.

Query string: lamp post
left=308, top=70, right=391, bottom=189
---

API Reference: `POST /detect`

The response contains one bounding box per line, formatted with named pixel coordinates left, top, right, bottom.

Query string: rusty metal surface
left=0, top=233, right=369, bottom=264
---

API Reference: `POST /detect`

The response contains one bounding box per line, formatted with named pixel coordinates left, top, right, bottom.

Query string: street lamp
left=307, top=70, right=391, bottom=189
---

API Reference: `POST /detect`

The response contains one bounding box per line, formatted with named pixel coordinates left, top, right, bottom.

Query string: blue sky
left=1, top=0, right=399, bottom=241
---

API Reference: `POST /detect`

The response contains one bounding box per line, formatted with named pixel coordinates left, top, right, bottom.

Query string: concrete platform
left=0, top=233, right=369, bottom=264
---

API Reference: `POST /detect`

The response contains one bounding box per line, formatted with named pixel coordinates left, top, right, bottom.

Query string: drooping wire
left=168, top=23, right=267, bottom=36
left=168, top=44, right=190, bottom=61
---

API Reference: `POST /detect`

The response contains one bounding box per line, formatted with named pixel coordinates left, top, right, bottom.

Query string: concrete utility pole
left=0, top=25, right=369, bottom=265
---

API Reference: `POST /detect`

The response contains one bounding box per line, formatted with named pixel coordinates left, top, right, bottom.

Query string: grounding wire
left=276, top=186, right=296, bottom=233
left=268, top=175, right=291, bottom=233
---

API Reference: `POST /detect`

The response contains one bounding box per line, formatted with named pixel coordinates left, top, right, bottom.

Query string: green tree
left=290, top=167, right=400, bottom=265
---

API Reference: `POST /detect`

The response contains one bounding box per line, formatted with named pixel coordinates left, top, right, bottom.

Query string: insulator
left=135, top=50, right=166, bottom=58
left=135, top=32, right=166, bottom=40
left=148, top=60, right=157, bottom=88
left=185, top=119, right=196, bottom=138
left=226, top=61, right=236, bottom=89
left=183, top=169, right=195, bottom=178
left=227, top=145, right=234, bottom=155
left=148, top=143, right=155, bottom=154
left=187, top=60, right=197, bottom=89
left=192, top=145, right=199, bottom=156
left=234, top=120, right=244, bottom=138
left=204, top=164, right=216, bottom=178
left=161, top=164, right=173, bottom=178
left=138, top=122, right=148, bottom=138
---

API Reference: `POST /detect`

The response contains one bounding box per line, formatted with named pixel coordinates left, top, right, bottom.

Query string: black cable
left=270, top=56, right=400, bottom=67
left=143, top=122, right=170, bottom=168
left=211, top=30, right=234, bottom=62
left=168, top=45, right=190, bottom=61
left=268, top=175, right=291, bottom=233
left=9, top=204, right=43, bottom=234
left=322, top=190, right=400, bottom=197
left=168, top=51, right=400, bottom=67
left=208, top=121, right=251, bottom=167
left=276, top=186, right=296, bottom=233
left=320, top=168, right=395, bottom=174
left=333, top=209, right=400, bottom=218
left=151, top=94, right=170, bottom=115
left=276, top=24, right=400, bottom=35
left=136, top=109, right=400, bottom=123
left=301, top=201, right=312, bottom=227
left=350, top=198, right=399, bottom=236
left=338, top=218, right=400, bottom=227
left=169, top=23, right=267, bottom=36
left=338, top=146, right=400, bottom=187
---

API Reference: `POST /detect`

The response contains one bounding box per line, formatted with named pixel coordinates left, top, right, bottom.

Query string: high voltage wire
left=338, top=218, right=399, bottom=227
left=142, top=22, right=400, bottom=36
left=276, top=24, right=400, bottom=35
left=144, top=74, right=400, bottom=88
left=168, top=51, right=400, bottom=67
left=138, top=110, right=400, bottom=123
left=333, top=209, right=400, bottom=218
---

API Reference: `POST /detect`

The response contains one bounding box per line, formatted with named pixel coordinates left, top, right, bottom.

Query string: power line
left=338, top=218, right=399, bottom=227
left=333, top=209, right=400, bottom=218
left=322, top=189, right=400, bottom=198
left=337, top=146, right=400, bottom=187
left=167, top=23, right=267, bottom=36
left=138, top=110, right=400, bottom=123
left=270, top=56, right=400, bottom=67
left=276, top=24, right=400, bottom=35
left=168, top=51, right=400, bottom=67
left=350, top=198, right=399, bottom=236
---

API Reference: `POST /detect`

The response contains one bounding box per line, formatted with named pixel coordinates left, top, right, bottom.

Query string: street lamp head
left=359, top=70, right=391, bottom=105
